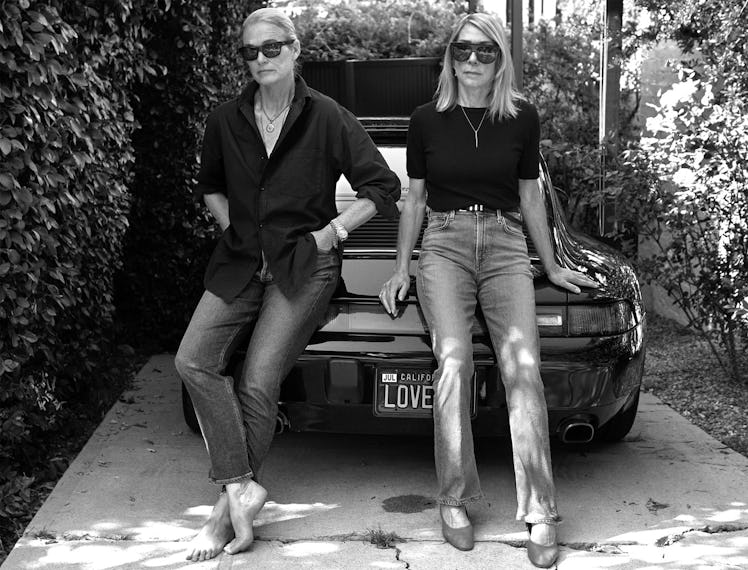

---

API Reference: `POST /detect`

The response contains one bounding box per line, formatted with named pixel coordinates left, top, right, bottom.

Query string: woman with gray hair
left=175, top=7, right=400, bottom=561
left=380, top=12, right=596, bottom=568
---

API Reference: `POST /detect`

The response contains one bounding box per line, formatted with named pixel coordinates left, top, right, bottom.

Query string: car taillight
left=568, top=301, right=633, bottom=336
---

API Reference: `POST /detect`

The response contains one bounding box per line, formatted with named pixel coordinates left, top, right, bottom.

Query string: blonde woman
left=380, top=13, right=596, bottom=568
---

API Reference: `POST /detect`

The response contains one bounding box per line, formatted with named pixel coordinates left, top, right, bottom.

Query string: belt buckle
left=467, top=204, right=484, bottom=212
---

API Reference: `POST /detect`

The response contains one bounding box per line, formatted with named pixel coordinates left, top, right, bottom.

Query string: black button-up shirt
left=196, top=76, right=401, bottom=300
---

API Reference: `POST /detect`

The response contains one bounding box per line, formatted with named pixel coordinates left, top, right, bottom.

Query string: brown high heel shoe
left=440, top=506, right=474, bottom=551
left=526, top=523, right=559, bottom=568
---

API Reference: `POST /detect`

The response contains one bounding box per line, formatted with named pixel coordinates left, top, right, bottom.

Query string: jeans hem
left=210, top=471, right=254, bottom=485
left=436, top=494, right=484, bottom=507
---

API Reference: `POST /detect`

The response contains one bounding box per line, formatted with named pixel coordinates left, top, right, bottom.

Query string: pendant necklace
left=460, top=106, right=487, bottom=149
left=259, top=92, right=292, bottom=133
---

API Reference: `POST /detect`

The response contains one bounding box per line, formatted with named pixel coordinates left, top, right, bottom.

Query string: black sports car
left=183, top=119, right=646, bottom=444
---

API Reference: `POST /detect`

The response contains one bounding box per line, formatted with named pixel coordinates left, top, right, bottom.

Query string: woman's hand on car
left=380, top=270, right=410, bottom=315
left=547, top=266, right=598, bottom=294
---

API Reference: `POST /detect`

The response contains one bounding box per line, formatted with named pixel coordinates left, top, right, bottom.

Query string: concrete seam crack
left=30, top=531, right=135, bottom=543
left=394, top=545, right=410, bottom=569
left=654, top=523, right=748, bottom=547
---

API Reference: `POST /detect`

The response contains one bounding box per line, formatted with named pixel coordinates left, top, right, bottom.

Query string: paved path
left=3, top=355, right=748, bottom=569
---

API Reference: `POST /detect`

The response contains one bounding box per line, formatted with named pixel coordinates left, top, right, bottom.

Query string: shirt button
left=259, top=186, right=265, bottom=192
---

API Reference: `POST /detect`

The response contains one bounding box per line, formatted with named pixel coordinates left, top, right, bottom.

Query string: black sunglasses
left=450, top=42, right=500, bottom=64
left=239, top=39, right=294, bottom=61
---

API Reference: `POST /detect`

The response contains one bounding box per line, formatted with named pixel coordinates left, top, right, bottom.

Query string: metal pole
left=509, top=0, right=523, bottom=89
left=598, top=0, right=622, bottom=236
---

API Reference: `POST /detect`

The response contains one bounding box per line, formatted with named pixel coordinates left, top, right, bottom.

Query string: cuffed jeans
left=174, top=250, right=340, bottom=485
left=417, top=209, right=560, bottom=524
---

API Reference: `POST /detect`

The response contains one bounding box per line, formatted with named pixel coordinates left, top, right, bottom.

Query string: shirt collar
left=240, top=74, right=311, bottom=108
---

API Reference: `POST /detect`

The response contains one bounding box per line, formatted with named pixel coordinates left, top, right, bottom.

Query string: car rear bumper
left=277, top=326, right=645, bottom=438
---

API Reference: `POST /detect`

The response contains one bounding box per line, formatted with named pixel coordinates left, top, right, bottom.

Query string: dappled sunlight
left=498, top=325, right=537, bottom=378
left=81, top=518, right=196, bottom=542
left=709, top=506, right=747, bottom=522
left=24, top=540, right=217, bottom=570
left=281, top=541, right=340, bottom=557
left=557, top=553, right=636, bottom=569
left=183, top=504, right=213, bottom=517
left=256, top=500, right=340, bottom=526
left=610, top=524, right=700, bottom=544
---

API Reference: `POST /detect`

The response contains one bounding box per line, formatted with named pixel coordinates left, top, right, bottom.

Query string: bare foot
left=223, top=479, right=268, bottom=555
left=530, top=522, right=557, bottom=546
left=186, top=492, right=234, bottom=561
left=440, top=504, right=470, bottom=528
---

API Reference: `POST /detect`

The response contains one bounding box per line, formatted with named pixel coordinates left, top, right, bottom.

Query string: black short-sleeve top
left=406, top=99, right=540, bottom=211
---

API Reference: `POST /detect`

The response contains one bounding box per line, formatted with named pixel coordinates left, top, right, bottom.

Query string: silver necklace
left=259, top=93, right=292, bottom=133
left=460, top=106, right=488, bottom=148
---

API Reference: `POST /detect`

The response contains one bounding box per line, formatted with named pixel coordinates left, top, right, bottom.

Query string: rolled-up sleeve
left=194, top=111, right=226, bottom=199
left=337, top=107, right=401, bottom=220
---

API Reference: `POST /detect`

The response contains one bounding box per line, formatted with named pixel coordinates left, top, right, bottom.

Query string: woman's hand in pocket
left=311, top=225, right=336, bottom=252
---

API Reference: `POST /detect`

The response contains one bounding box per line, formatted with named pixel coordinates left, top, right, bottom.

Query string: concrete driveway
left=3, top=355, right=748, bottom=569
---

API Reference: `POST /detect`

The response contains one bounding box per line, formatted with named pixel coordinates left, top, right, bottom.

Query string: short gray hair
left=241, top=7, right=298, bottom=43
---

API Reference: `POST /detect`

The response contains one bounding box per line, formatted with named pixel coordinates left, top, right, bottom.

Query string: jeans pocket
left=500, top=211, right=525, bottom=237
left=424, top=211, right=452, bottom=234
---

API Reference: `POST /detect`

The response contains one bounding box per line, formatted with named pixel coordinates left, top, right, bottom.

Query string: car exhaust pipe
left=559, top=420, right=595, bottom=444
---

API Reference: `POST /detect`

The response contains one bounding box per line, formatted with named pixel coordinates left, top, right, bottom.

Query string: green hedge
left=0, top=0, right=260, bottom=549
left=0, top=0, right=148, bottom=539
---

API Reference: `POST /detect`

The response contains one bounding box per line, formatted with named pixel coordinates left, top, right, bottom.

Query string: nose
left=467, top=50, right=479, bottom=64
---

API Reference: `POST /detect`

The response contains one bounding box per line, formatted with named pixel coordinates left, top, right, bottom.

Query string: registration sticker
left=374, top=367, right=476, bottom=418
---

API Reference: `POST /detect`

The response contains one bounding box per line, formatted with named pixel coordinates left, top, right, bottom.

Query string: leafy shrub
left=292, top=0, right=465, bottom=61
left=113, top=0, right=265, bottom=351
left=639, top=76, right=747, bottom=382
left=0, top=0, right=155, bottom=547
left=524, top=19, right=599, bottom=147
left=607, top=0, right=748, bottom=382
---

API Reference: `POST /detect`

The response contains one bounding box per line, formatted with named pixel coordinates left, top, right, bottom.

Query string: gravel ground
left=642, top=313, right=748, bottom=458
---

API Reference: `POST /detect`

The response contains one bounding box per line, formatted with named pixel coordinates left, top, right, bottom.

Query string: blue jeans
left=175, top=250, right=340, bottom=485
left=416, top=209, right=560, bottom=524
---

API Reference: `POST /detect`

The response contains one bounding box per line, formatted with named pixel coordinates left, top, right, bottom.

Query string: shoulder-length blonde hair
left=435, top=13, right=523, bottom=122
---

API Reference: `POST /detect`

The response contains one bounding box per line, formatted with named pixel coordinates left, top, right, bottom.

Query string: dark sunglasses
left=450, top=42, right=500, bottom=64
left=239, top=39, right=294, bottom=61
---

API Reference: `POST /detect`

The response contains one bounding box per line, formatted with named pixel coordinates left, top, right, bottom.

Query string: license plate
left=374, top=367, right=476, bottom=418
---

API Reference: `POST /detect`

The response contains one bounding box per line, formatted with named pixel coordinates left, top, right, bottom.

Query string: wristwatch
left=329, top=218, right=348, bottom=247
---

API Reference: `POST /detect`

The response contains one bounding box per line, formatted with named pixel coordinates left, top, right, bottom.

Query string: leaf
left=12, top=186, right=33, bottom=206
left=0, top=172, right=15, bottom=189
